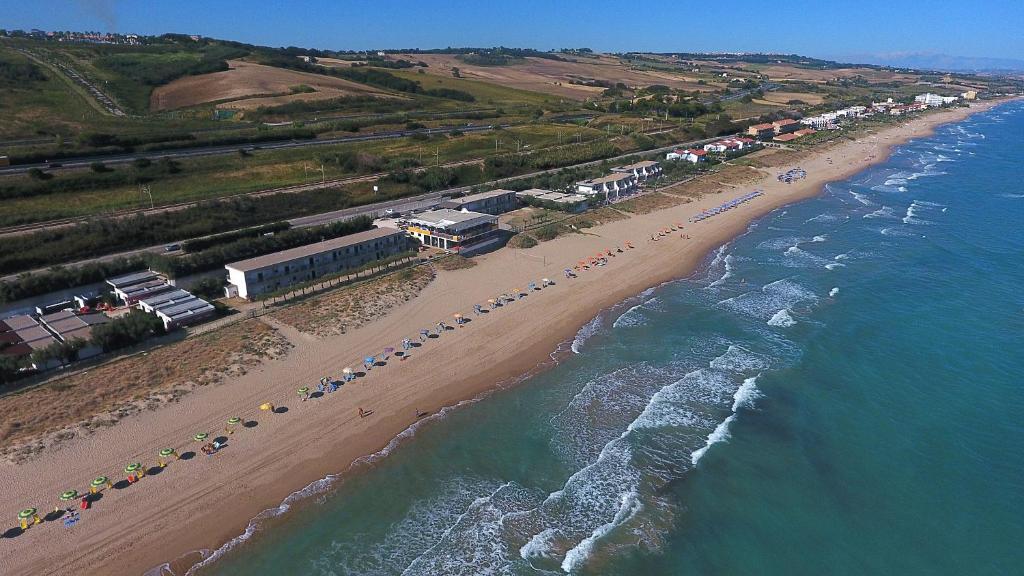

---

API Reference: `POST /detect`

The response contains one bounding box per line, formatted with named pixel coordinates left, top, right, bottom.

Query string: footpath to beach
left=0, top=101, right=1003, bottom=576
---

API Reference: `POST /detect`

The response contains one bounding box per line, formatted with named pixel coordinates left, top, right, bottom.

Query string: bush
left=90, top=310, right=165, bottom=352
left=507, top=233, right=538, bottom=249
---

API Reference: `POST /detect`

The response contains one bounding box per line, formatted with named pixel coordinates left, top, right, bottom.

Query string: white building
left=224, top=228, right=410, bottom=299
left=915, top=93, right=958, bottom=107
left=611, top=160, right=662, bottom=180
left=576, top=172, right=637, bottom=202
left=404, top=209, right=498, bottom=253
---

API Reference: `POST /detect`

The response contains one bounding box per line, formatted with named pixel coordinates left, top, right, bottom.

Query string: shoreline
left=0, top=100, right=1007, bottom=576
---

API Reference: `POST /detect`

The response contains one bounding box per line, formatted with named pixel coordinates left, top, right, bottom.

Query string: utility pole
left=435, top=147, right=439, bottom=166
left=320, top=164, right=325, bottom=184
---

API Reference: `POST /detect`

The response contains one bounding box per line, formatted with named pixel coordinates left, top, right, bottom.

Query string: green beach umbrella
left=60, top=490, right=79, bottom=502
left=227, top=417, right=241, bottom=425
left=159, top=448, right=176, bottom=458
left=194, top=432, right=209, bottom=442
left=124, top=463, right=142, bottom=474
left=18, top=508, right=37, bottom=520
left=298, top=386, right=310, bottom=395
left=91, top=476, right=109, bottom=488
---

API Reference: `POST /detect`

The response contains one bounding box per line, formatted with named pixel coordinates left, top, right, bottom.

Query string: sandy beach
left=0, top=101, right=1003, bottom=576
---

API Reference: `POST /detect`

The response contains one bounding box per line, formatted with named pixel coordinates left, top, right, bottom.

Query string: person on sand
left=359, top=407, right=371, bottom=418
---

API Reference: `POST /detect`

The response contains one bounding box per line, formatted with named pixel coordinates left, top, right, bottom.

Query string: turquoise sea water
left=194, top=102, right=1024, bottom=576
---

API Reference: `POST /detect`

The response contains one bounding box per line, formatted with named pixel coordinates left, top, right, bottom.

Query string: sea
left=190, top=101, right=1024, bottom=575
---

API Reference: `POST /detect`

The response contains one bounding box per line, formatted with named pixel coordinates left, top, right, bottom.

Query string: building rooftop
left=2, top=314, right=40, bottom=331
left=226, top=227, right=403, bottom=273
left=106, top=270, right=159, bottom=289
left=139, top=289, right=195, bottom=310
left=445, top=189, right=516, bottom=204
left=773, top=118, right=799, bottom=126
left=614, top=160, right=660, bottom=171
left=515, top=188, right=553, bottom=197
left=156, top=297, right=214, bottom=319
left=406, top=209, right=496, bottom=232
left=751, top=123, right=775, bottom=130
left=773, top=133, right=801, bottom=142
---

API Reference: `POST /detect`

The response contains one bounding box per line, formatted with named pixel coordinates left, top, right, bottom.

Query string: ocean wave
left=571, top=315, right=603, bottom=354
left=560, top=490, right=643, bottom=574
left=717, top=278, right=819, bottom=320
left=902, top=201, right=934, bottom=225
left=708, top=345, right=772, bottom=374
left=613, top=303, right=646, bottom=328
left=999, top=193, right=1024, bottom=199
left=864, top=206, right=898, bottom=220
left=732, top=375, right=762, bottom=412
left=690, top=415, right=735, bottom=465
left=829, top=287, right=840, bottom=297
left=825, top=263, right=845, bottom=270
left=849, top=191, right=874, bottom=206
left=708, top=254, right=735, bottom=287
left=767, top=309, right=796, bottom=327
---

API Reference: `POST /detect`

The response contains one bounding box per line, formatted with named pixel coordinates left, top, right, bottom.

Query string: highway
left=1, top=133, right=728, bottom=282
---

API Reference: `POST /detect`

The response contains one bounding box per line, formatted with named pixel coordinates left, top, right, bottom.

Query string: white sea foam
left=767, top=308, right=796, bottom=327
left=691, top=414, right=735, bottom=465
left=613, top=304, right=645, bottom=328
left=812, top=235, right=828, bottom=243
left=1000, top=193, right=1024, bottom=199
left=864, top=206, right=898, bottom=220
left=849, top=190, right=874, bottom=205
left=718, top=278, right=818, bottom=320
left=709, top=345, right=772, bottom=374
left=732, top=375, right=762, bottom=411
left=903, top=201, right=934, bottom=225
left=834, top=253, right=849, bottom=261
left=560, top=490, right=643, bottom=573
left=709, top=254, right=735, bottom=287
left=825, top=263, right=844, bottom=270
left=571, top=315, right=603, bottom=354
left=829, top=287, right=840, bottom=297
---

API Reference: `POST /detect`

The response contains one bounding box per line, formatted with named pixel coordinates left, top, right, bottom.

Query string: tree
left=90, top=310, right=165, bottom=352
left=0, top=355, right=26, bottom=386
left=451, top=67, right=461, bottom=78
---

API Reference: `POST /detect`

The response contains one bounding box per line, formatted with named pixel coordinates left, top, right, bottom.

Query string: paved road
left=0, top=124, right=501, bottom=175
left=1, top=132, right=732, bottom=282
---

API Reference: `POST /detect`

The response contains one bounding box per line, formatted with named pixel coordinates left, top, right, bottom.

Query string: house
left=224, top=228, right=410, bottom=300
left=404, top=209, right=499, bottom=254
left=439, top=189, right=519, bottom=215
left=681, top=149, right=707, bottom=163
left=961, top=90, right=978, bottom=100
left=611, top=160, right=662, bottom=180
left=794, top=128, right=816, bottom=137
left=772, top=118, right=800, bottom=135
left=747, top=123, right=776, bottom=140
left=772, top=133, right=801, bottom=143
left=666, top=148, right=688, bottom=160
left=576, top=172, right=638, bottom=202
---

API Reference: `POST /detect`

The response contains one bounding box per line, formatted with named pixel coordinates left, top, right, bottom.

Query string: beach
left=0, top=101, right=1003, bottom=576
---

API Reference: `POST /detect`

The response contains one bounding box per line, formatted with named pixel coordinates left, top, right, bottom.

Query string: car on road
left=164, top=243, right=181, bottom=252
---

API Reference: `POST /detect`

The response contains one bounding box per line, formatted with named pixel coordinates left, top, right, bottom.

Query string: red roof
left=736, top=137, right=755, bottom=143
left=773, top=118, right=798, bottom=126
left=686, top=149, right=707, bottom=156
left=751, top=123, right=774, bottom=130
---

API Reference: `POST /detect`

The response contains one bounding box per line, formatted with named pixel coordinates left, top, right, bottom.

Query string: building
left=224, top=228, right=410, bottom=299
left=107, top=270, right=162, bottom=305
left=137, top=289, right=215, bottom=330
left=747, top=123, right=776, bottom=140
left=915, top=93, right=958, bottom=107
left=37, top=309, right=109, bottom=360
left=576, top=172, right=638, bottom=202
left=404, top=209, right=498, bottom=253
left=773, top=133, right=801, bottom=143
left=794, top=128, right=816, bottom=137
left=439, top=189, right=518, bottom=215
left=515, top=189, right=589, bottom=212
left=681, top=149, right=707, bottom=162
left=961, top=90, right=978, bottom=100
left=611, top=160, right=662, bottom=180
left=0, top=315, right=57, bottom=368
left=772, top=118, right=800, bottom=135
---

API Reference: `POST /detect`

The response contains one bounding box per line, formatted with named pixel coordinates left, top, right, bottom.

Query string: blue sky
left=5, top=0, right=1022, bottom=61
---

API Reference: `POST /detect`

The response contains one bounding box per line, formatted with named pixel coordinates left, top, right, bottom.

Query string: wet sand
left=0, top=102, right=1002, bottom=576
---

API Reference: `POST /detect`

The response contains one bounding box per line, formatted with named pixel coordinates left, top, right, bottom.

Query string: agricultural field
left=393, top=53, right=709, bottom=100
left=152, top=60, right=403, bottom=111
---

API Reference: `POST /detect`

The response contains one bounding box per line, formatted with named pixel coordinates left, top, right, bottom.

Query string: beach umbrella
left=298, top=386, right=310, bottom=396
left=382, top=347, right=394, bottom=359
left=158, top=448, right=177, bottom=467
left=124, top=462, right=145, bottom=482
left=60, top=490, right=79, bottom=502
left=90, top=476, right=111, bottom=494
left=542, top=278, right=550, bottom=287
left=259, top=402, right=275, bottom=412
left=364, top=356, right=375, bottom=367
left=18, top=508, right=40, bottom=530
left=194, top=432, right=209, bottom=443
left=226, top=416, right=242, bottom=434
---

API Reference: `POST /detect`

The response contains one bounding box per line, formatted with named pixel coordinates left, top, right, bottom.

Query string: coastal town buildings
left=611, top=160, right=662, bottom=180
left=747, top=122, right=776, bottom=140
left=915, top=93, right=959, bottom=107
left=515, top=189, right=589, bottom=212
left=403, top=209, right=499, bottom=254
left=137, top=289, right=216, bottom=330
left=224, top=228, right=410, bottom=299
left=576, top=172, right=638, bottom=201
left=438, top=189, right=519, bottom=215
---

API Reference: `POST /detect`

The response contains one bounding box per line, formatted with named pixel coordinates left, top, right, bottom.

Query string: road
left=1, top=133, right=729, bottom=282
left=0, top=124, right=501, bottom=175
